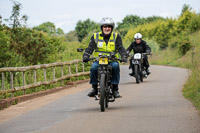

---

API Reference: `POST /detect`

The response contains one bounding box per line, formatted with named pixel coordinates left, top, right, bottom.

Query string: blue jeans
left=90, top=61, right=120, bottom=85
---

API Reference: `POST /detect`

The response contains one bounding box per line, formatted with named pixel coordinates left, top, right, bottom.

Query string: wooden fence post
left=76, top=63, right=78, bottom=73
left=2, top=72, right=5, bottom=90
left=61, top=66, right=64, bottom=85
left=68, top=65, right=71, bottom=74
left=22, top=72, right=26, bottom=95
left=10, top=72, right=14, bottom=97
left=43, top=68, right=46, bottom=81
left=34, top=70, right=37, bottom=83
left=53, top=67, right=55, bottom=80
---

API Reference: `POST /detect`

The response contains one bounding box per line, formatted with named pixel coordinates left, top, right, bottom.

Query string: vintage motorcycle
left=77, top=48, right=122, bottom=112
left=128, top=53, right=151, bottom=84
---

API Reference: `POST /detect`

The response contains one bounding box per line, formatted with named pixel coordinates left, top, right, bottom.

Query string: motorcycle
left=128, top=53, right=151, bottom=84
left=77, top=48, right=122, bottom=112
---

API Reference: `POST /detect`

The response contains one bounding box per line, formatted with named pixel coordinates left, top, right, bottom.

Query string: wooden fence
left=0, top=60, right=90, bottom=97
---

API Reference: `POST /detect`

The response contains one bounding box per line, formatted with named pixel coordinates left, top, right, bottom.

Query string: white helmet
left=99, top=17, right=115, bottom=29
left=134, top=33, right=142, bottom=39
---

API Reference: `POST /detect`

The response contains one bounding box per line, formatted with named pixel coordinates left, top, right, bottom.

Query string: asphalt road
left=0, top=65, right=200, bottom=133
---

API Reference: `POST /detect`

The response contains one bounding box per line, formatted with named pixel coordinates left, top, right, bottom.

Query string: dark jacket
left=83, top=32, right=127, bottom=58
left=126, top=40, right=151, bottom=54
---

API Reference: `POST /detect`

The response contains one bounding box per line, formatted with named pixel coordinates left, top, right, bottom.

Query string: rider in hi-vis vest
left=83, top=17, right=127, bottom=98
left=93, top=31, right=119, bottom=58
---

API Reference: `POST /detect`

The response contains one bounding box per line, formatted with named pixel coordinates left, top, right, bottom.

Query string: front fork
left=97, top=65, right=114, bottom=100
left=131, top=60, right=141, bottom=73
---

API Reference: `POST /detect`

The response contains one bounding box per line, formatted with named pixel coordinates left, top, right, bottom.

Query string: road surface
left=0, top=65, right=200, bottom=133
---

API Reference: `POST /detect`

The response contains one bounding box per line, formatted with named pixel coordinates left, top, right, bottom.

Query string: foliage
left=0, top=25, right=12, bottom=67
left=116, top=15, right=165, bottom=37
left=124, top=8, right=197, bottom=51
left=33, top=22, right=64, bottom=35
left=5, top=1, right=28, bottom=28
left=181, top=4, right=192, bottom=16
left=188, top=13, right=200, bottom=33
left=178, top=37, right=192, bottom=55
left=65, top=31, right=79, bottom=42
left=75, top=19, right=99, bottom=42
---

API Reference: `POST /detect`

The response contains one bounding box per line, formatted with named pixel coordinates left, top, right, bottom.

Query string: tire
left=134, top=65, right=140, bottom=84
left=100, top=74, right=106, bottom=112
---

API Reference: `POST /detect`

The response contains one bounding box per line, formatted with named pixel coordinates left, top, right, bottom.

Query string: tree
left=33, top=22, right=64, bottom=35
left=56, top=28, right=64, bottom=35
left=116, top=15, right=146, bottom=37
left=146, top=16, right=165, bottom=23
left=33, top=22, right=56, bottom=34
left=65, top=31, right=78, bottom=42
left=5, top=1, right=28, bottom=28
left=116, top=15, right=144, bottom=30
left=181, top=4, right=192, bottom=16
left=75, top=19, right=99, bottom=42
left=0, top=25, right=11, bottom=67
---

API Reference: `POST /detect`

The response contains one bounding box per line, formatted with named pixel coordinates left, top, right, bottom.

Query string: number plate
left=99, top=57, right=108, bottom=64
left=132, top=60, right=139, bottom=64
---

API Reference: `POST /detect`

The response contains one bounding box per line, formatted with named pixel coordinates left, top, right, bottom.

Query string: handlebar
left=78, top=49, right=125, bottom=63
left=88, top=56, right=123, bottom=63
left=128, top=52, right=152, bottom=57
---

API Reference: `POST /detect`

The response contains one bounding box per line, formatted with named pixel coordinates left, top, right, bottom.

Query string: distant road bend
left=0, top=65, right=200, bottom=133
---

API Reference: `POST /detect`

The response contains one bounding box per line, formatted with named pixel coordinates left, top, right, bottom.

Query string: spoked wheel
left=134, top=65, right=140, bottom=84
left=100, top=74, right=106, bottom=112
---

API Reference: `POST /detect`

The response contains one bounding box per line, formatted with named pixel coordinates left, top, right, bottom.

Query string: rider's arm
left=142, top=41, right=151, bottom=53
left=115, top=34, right=127, bottom=57
left=126, top=42, right=134, bottom=54
left=83, top=35, right=97, bottom=57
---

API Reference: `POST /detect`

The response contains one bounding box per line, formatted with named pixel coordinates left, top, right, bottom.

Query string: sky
left=0, top=0, right=200, bottom=33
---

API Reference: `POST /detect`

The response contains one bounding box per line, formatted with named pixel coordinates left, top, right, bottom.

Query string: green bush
left=178, top=38, right=192, bottom=55
left=188, top=14, right=200, bottom=33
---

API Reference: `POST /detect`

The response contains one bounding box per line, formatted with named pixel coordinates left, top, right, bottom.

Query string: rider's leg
left=88, top=61, right=98, bottom=97
left=109, top=61, right=120, bottom=98
left=144, top=56, right=151, bottom=75
left=129, top=58, right=134, bottom=76
left=113, top=84, right=120, bottom=98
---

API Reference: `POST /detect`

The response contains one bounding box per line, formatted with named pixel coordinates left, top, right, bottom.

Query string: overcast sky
left=0, top=0, right=200, bottom=33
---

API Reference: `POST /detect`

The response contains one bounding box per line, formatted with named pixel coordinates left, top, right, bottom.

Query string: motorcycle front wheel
left=100, top=74, right=106, bottom=112
left=134, top=65, right=140, bottom=84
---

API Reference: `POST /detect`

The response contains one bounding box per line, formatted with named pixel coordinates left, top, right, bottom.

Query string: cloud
left=53, top=14, right=76, bottom=32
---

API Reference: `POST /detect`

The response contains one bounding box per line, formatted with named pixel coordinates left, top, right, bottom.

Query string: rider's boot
left=129, top=68, right=134, bottom=76
left=87, top=84, right=98, bottom=97
left=146, top=68, right=151, bottom=75
left=112, top=84, right=120, bottom=98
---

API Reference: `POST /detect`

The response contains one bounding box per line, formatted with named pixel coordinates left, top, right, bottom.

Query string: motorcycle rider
left=126, top=33, right=151, bottom=76
left=83, top=17, right=127, bottom=98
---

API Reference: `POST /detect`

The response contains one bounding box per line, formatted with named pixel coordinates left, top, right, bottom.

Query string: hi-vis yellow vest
left=93, top=32, right=118, bottom=58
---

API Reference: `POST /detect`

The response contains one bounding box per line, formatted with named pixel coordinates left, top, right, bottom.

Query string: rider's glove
left=126, top=50, right=130, bottom=56
left=83, top=56, right=90, bottom=62
left=145, top=50, right=151, bottom=53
